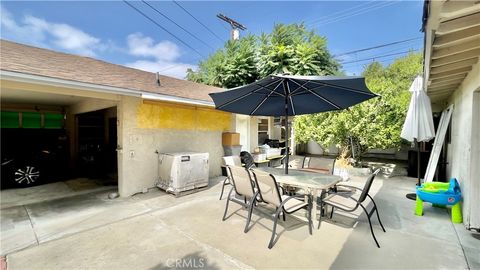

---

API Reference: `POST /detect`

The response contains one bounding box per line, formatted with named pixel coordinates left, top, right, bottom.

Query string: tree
left=187, top=23, right=339, bottom=88
left=257, top=24, right=339, bottom=76
left=187, top=35, right=258, bottom=88
left=294, top=53, right=423, bottom=158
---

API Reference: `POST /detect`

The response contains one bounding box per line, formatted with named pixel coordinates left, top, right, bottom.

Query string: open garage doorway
left=74, top=107, right=118, bottom=187
left=1, top=87, right=120, bottom=209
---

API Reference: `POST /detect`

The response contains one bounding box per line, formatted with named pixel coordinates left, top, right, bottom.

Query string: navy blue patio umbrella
left=209, top=74, right=378, bottom=174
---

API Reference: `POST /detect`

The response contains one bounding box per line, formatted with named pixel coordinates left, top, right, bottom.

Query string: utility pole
left=217, top=14, right=246, bottom=41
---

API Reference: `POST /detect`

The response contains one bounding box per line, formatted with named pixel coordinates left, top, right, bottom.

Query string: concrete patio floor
left=1, top=174, right=479, bottom=269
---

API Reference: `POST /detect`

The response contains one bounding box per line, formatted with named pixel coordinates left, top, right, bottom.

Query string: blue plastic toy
left=415, top=178, right=462, bottom=223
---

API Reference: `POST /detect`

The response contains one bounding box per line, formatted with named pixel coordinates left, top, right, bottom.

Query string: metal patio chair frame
left=251, top=169, right=313, bottom=249
left=321, top=169, right=386, bottom=248
left=222, top=165, right=259, bottom=233
left=219, top=156, right=242, bottom=200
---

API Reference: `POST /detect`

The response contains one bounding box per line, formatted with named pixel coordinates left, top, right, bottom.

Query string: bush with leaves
left=294, top=53, right=423, bottom=158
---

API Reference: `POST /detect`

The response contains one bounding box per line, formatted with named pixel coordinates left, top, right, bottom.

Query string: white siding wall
left=447, top=61, right=480, bottom=230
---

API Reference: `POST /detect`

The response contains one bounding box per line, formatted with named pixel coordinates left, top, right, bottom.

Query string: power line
left=316, top=1, right=397, bottom=26
left=341, top=50, right=420, bottom=65
left=172, top=0, right=224, bottom=42
left=307, top=1, right=376, bottom=25
left=319, top=1, right=398, bottom=26
left=340, top=49, right=421, bottom=65
left=342, top=55, right=412, bottom=70
left=342, top=50, right=422, bottom=68
left=363, top=43, right=421, bottom=58
left=334, top=37, right=423, bottom=58
left=142, top=0, right=215, bottom=50
left=311, top=1, right=398, bottom=27
left=123, top=0, right=204, bottom=58
left=342, top=54, right=422, bottom=74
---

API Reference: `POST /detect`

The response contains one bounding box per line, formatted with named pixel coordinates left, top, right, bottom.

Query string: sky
left=0, top=1, right=424, bottom=79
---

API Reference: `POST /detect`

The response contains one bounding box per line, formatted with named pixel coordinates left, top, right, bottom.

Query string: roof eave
left=0, top=70, right=214, bottom=107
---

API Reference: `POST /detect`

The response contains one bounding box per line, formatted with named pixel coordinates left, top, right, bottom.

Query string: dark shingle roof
left=0, top=39, right=223, bottom=102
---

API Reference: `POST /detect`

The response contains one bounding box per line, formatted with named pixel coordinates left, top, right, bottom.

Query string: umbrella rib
left=308, top=80, right=376, bottom=96
left=250, top=80, right=283, bottom=115
left=307, top=89, right=342, bottom=110
left=289, top=95, right=296, bottom=115
left=289, top=79, right=311, bottom=96
left=284, top=80, right=296, bottom=115
left=217, top=79, right=283, bottom=109
left=252, top=80, right=285, bottom=97
left=217, top=92, right=255, bottom=109
left=289, top=80, right=328, bottom=96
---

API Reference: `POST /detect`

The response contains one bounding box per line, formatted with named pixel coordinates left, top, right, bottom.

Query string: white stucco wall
left=234, top=114, right=251, bottom=152
left=249, top=116, right=259, bottom=151
left=117, top=96, right=232, bottom=197
left=305, top=140, right=340, bottom=156
left=446, top=61, right=480, bottom=229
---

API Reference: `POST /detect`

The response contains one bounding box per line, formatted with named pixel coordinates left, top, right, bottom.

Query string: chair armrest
left=335, top=184, right=363, bottom=192
left=280, top=195, right=311, bottom=208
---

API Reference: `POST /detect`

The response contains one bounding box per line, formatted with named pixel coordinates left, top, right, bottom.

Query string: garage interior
left=1, top=87, right=119, bottom=202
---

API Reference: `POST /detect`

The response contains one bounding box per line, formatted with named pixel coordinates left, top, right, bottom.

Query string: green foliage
left=294, top=53, right=423, bottom=157
left=187, top=23, right=339, bottom=88
left=187, top=35, right=258, bottom=88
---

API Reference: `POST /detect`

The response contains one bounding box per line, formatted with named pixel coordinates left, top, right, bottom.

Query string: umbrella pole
left=406, top=139, right=421, bottom=200
left=284, top=98, right=289, bottom=175
left=417, top=139, right=421, bottom=186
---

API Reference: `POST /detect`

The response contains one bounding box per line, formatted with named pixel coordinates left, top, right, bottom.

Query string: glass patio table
left=255, top=167, right=342, bottom=226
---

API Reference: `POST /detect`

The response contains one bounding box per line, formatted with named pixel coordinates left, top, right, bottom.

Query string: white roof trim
left=141, top=93, right=214, bottom=107
left=1, top=70, right=142, bottom=97
left=0, top=70, right=214, bottom=107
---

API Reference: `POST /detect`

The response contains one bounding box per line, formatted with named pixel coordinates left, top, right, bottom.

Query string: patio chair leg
left=368, top=199, right=387, bottom=232
left=244, top=196, right=256, bottom=233
left=367, top=195, right=386, bottom=233
left=219, top=177, right=229, bottom=200
left=376, top=207, right=386, bottom=233
left=268, top=208, right=282, bottom=249
left=360, top=204, right=380, bottom=248
left=330, top=206, right=335, bottom=219
left=282, top=210, right=286, bottom=221
left=222, top=188, right=234, bottom=221
left=307, top=199, right=312, bottom=235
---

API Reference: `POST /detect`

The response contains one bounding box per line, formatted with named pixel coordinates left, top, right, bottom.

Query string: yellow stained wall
left=137, top=100, right=231, bottom=131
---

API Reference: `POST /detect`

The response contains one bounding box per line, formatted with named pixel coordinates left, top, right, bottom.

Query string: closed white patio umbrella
left=401, top=75, right=435, bottom=189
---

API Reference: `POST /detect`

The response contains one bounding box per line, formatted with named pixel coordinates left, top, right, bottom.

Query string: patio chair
left=320, top=169, right=386, bottom=248
left=293, top=156, right=336, bottom=196
left=219, top=156, right=242, bottom=200
left=302, top=156, right=336, bottom=175
left=222, top=165, right=259, bottom=233
left=240, top=151, right=256, bottom=169
left=286, top=155, right=307, bottom=169
left=251, top=169, right=313, bottom=249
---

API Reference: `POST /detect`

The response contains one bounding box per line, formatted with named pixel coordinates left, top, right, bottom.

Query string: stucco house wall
left=445, top=61, right=480, bottom=229
left=0, top=39, right=235, bottom=198
left=117, top=96, right=233, bottom=197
